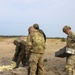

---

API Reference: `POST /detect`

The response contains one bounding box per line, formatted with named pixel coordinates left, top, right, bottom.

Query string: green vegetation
left=61, top=38, right=66, bottom=42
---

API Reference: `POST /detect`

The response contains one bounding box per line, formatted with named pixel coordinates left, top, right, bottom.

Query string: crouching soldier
left=12, top=39, right=28, bottom=69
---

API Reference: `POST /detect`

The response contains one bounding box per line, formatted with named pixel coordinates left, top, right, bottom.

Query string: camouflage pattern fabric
left=13, top=41, right=28, bottom=68
left=29, top=53, right=44, bottom=75
left=67, top=32, right=75, bottom=49
left=26, top=30, right=45, bottom=75
left=66, top=55, right=75, bottom=75
left=65, top=32, right=75, bottom=75
left=26, top=30, right=45, bottom=54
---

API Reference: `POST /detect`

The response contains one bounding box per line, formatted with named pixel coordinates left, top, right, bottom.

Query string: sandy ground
left=0, top=37, right=67, bottom=75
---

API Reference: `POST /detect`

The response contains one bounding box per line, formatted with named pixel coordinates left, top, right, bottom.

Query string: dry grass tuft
left=0, top=37, right=6, bottom=42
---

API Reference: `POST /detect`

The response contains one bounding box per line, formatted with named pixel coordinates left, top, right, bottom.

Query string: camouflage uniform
left=13, top=40, right=27, bottom=68
left=26, top=29, right=45, bottom=75
left=63, top=26, right=75, bottom=75
left=66, top=32, right=75, bottom=75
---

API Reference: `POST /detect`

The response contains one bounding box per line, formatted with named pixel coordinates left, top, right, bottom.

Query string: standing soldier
left=26, top=26, right=46, bottom=75
left=63, top=25, right=75, bottom=75
left=13, top=39, right=27, bottom=68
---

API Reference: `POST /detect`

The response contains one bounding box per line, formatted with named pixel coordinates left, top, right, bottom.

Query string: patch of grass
left=0, top=37, right=6, bottom=42
left=61, top=38, right=66, bottom=42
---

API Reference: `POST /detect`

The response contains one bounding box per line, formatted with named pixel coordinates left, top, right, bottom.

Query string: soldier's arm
left=19, top=44, right=25, bottom=56
left=68, top=32, right=75, bottom=48
left=26, top=34, right=32, bottom=55
left=12, top=46, right=19, bottom=61
left=13, top=46, right=19, bottom=57
left=71, top=33, right=75, bottom=41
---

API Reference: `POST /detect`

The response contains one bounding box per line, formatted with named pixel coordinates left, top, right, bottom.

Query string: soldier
left=12, top=39, right=27, bottom=68
left=26, top=26, right=45, bottom=75
left=33, top=23, right=46, bottom=42
left=62, top=25, right=75, bottom=75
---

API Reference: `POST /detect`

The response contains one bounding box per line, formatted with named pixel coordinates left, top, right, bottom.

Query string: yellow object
left=65, top=65, right=73, bottom=72
left=0, top=61, right=16, bottom=72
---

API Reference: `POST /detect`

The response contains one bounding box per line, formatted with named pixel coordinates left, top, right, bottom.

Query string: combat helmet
left=33, top=23, right=39, bottom=29
left=13, top=38, right=21, bottom=45
left=62, top=25, right=71, bottom=32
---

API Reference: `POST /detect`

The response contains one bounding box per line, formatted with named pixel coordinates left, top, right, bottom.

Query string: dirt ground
left=0, top=37, right=67, bottom=75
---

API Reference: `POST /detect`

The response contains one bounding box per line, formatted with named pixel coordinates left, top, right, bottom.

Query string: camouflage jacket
left=67, top=31, right=75, bottom=49
left=13, top=42, right=26, bottom=58
left=26, top=30, right=45, bottom=54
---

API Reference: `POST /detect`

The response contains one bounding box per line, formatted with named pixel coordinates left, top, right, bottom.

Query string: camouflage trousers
left=15, top=54, right=28, bottom=68
left=29, top=53, right=44, bottom=75
left=65, top=55, right=75, bottom=75
left=20, top=54, right=28, bottom=66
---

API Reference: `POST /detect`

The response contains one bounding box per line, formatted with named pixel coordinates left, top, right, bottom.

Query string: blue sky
left=0, top=0, right=75, bottom=37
